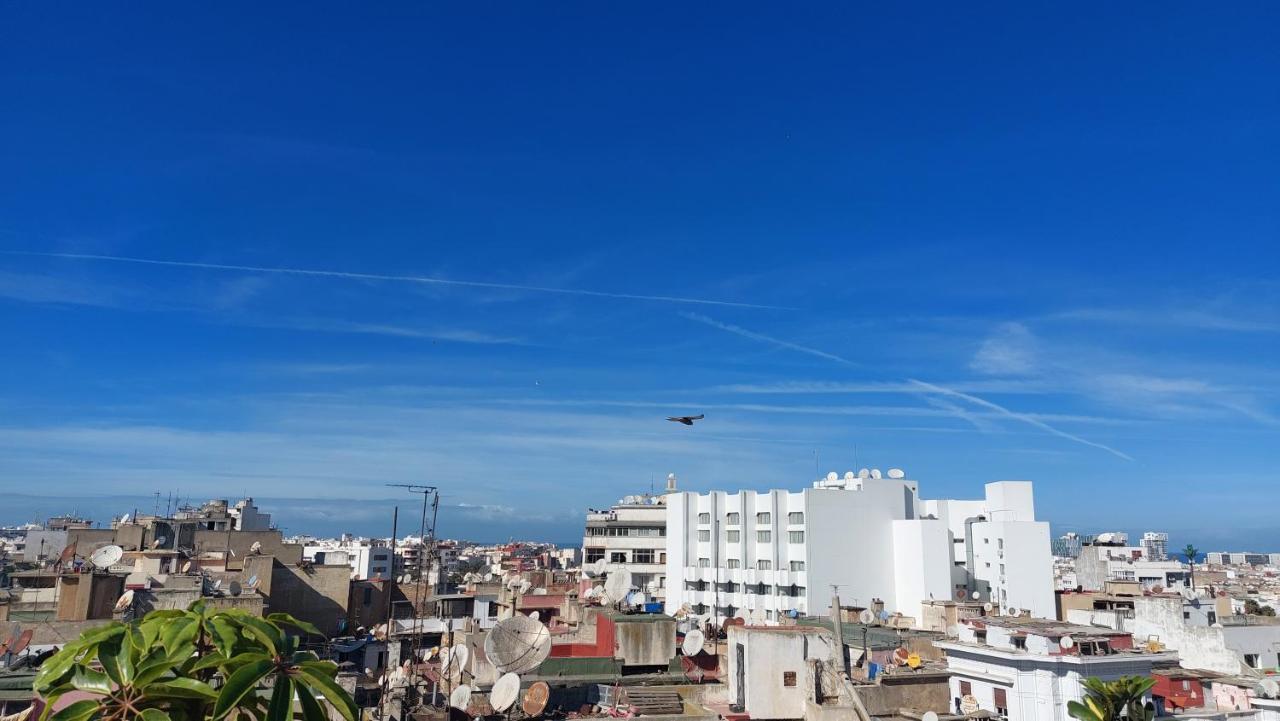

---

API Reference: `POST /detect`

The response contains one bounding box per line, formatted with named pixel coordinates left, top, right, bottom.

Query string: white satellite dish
left=971, top=591, right=981, bottom=600
left=249, top=541, right=263, bottom=555
left=922, top=712, right=939, bottom=721
left=1008, top=607, right=1021, bottom=617
left=1060, top=635, right=1075, bottom=650
left=518, top=579, right=532, bottom=594
left=483, top=573, right=494, bottom=582
left=887, top=468, right=906, bottom=479
left=530, top=611, right=540, bottom=622
left=683, top=629, right=705, bottom=656
left=983, top=602, right=993, bottom=612
left=90, top=545, right=124, bottom=569
left=453, top=644, right=470, bottom=672
left=592, top=558, right=608, bottom=576
left=484, top=614, right=553, bottom=674
left=246, top=574, right=259, bottom=589
left=626, top=591, right=646, bottom=607
left=859, top=609, right=875, bottom=624
left=1261, top=679, right=1280, bottom=699
left=438, top=646, right=452, bottom=669
left=490, top=564, right=504, bottom=576
left=113, top=589, right=135, bottom=613
left=153, top=536, right=167, bottom=548
left=870, top=468, right=882, bottom=479
left=857, top=468, right=870, bottom=479
left=229, top=581, right=242, bottom=597
left=449, top=685, right=472, bottom=711
left=491, top=673, right=521, bottom=712
left=604, top=568, right=633, bottom=603
left=213, top=579, right=223, bottom=592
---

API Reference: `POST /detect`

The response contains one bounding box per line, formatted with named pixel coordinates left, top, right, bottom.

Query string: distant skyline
left=2, top=4, right=1278, bottom=547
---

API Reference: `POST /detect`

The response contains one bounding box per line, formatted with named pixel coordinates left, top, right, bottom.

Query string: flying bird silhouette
left=666, top=414, right=705, bottom=426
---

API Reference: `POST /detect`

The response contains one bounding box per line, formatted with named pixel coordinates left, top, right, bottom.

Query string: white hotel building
left=663, top=470, right=1054, bottom=624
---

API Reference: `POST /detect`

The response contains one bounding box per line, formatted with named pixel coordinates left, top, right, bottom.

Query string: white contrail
left=686, top=311, right=1131, bottom=460
left=907, top=379, right=1133, bottom=461
left=2, top=251, right=787, bottom=310
left=680, top=312, right=858, bottom=366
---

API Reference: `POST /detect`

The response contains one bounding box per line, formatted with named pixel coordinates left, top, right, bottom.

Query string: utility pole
left=386, top=483, right=440, bottom=712
left=830, top=585, right=850, bottom=678
left=380, top=506, right=397, bottom=720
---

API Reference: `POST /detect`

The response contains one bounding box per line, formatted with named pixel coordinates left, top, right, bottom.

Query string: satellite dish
left=453, top=644, right=470, bottom=672
left=483, top=573, right=494, bottom=582
left=893, top=648, right=910, bottom=666
left=181, top=561, right=193, bottom=574
left=870, top=469, right=882, bottom=479
left=9, top=629, right=33, bottom=656
left=438, top=646, right=452, bottom=668
left=971, top=591, right=981, bottom=600
left=626, top=591, right=646, bottom=607
left=249, top=541, right=263, bottom=555
left=449, top=685, right=472, bottom=711
left=1008, top=607, right=1020, bottom=617
left=246, top=575, right=259, bottom=589
left=113, top=590, right=135, bottom=614
left=682, top=629, right=705, bottom=656
left=923, top=712, right=939, bottom=721
left=858, top=609, right=875, bottom=624
left=955, top=589, right=967, bottom=600
left=878, top=610, right=891, bottom=622
left=229, top=581, right=242, bottom=597
left=90, top=545, right=124, bottom=570
left=604, top=568, right=633, bottom=603
left=1060, top=635, right=1075, bottom=650
left=373, top=623, right=388, bottom=642
left=518, top=579, right=532, bottom=594
left=1261, top=679, right=1280, bottom=699
left=522, top=681, right=551, bottom=716
left=213, top=579, right=223, bottom=592
left=960, top=695, right=979, bottom=715
left=592, top=558, right=608, bottom=576
left=484, top=614, right=553, bottom=674
left=906, top=653, right=921, bottom=669
left=152, top=536, right=167, bottom=549
left=887, top=468, right=906, bottom=479
left=983, top=602, right=993, bottom=612
left=530, top=611, right=540, bottom=622
left=58, top=542, right=78, bottom=566
left=491, top=673, right=521, bottom=712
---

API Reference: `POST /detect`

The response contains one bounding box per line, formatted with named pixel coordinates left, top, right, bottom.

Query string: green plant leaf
left=213, top=658, right=275, bottom=719
left=48, top=700, right=101, bottom=721
left=267, top=613, right=323, bottom=638
left=293, top=680, right=328, bottom=721
left=161, top=617, right=198, bottom=655
left=149, top=678, right=219, bottom=700
left=267, top=677, right=294, bottom=721
left=294, top=664, right=358, bottom=721
left=70, top=667, right=113, bottom=696
left=137, top=709, right=173, bottom=721
left=237, top=617, right=283, bottom=656
left=208, top=617, right=241, bottom=657
left=34, top=644, right=85, bottom=693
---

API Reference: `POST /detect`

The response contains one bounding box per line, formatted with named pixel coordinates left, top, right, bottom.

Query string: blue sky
left=2, top=4, right=1278, bottom=548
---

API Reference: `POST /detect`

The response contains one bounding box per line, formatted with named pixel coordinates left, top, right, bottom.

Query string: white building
left=936, top=617, right=1176, bottom=721
left=230, top=498, right=272, bottom=531
left=1075, top=544, right=1186, bottom=591
left=583, top=481, right=671, bottom=601
left=303, top=538, right=394, bottom=580
left=663, top=470, right=1055, bottom=624
left=1141, top=531, right=1169, bottom=562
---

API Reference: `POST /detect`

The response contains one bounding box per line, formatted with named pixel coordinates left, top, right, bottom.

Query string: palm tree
left=1184, top=544, right=1199, bottom=590
left=1067, top=676, right=1156, bottom=721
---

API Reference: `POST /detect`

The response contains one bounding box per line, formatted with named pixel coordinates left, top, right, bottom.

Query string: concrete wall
left=269, top=563, right=350, bottom=635
left=1131, top=596, right=1241, bottom=674
left=194, top=530, right=301, bottom=565
left=892, top=519, right=953, bottom=622
left=613, top=617, right=676, bottom=666
left=728, top=627, right=840, bottom=720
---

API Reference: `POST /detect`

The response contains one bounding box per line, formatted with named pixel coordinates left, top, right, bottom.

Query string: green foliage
left=1067, top=676, right=1156, bottom=721
left=33, top=601, right=357, bottom=721
left=1182, top=545, right=1198, bottom=564
left=1244, top=599, right=1277, bottom=617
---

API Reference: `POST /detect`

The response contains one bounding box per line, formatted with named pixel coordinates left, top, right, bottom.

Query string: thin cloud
left=680, top=312, right=857, bottom=366
left=3, top=251, right=787, bottom=310
left=907, top=379, right=1133, bottom=461
left=708, top=379, right=1046, bottom=394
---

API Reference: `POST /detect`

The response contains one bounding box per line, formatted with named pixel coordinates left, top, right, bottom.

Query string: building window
left=727, top=559, right=740, bottom=569
left=757, top=560, right=771, bottom=570
left=756, top=512, right=771, bottom=524
left=1246, top=654, right=1260, bottom=668
left=994, top=688, right=1007, bottom=716
left=727, top=512, right=740, bottom=525
left=757, top=530, right=772, bottom=542
left=788, top=512, right=804, bottom=524
left=1183, top=611, right=1191, bottom=620
left=698, top=513, right=711, bottom=524
left=755, top=583, right=771, bottom=595
left=783, top=672, right=796, bottom=687
left=790, top=561, right=805, bottom=571
left=959, top=680, right=972, bottom=696
left=633, top=549, right=654, bottom=564
left=660, top=552, right=666, bottom=563
left=1207, top=611, right=1216, bottom=624
left=698, top=530, right=711, bottom=542
left=727, top=530, right=741, bottom=543
left=999, top=564, right=1005, bottom=575
left=698, top=558, right=710, bottom=568
left=610, top=552, right=627, bottom=563
left=998, top=538, right=1004, bottom=550
left=585, top=548, right=605, bottom=563
left=789, top=531, right=805, bottom=544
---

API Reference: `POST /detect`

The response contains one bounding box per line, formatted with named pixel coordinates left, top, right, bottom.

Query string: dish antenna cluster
left=484, top=614, right=552, bottom=674
left=490, top=672, right=521, bottom=712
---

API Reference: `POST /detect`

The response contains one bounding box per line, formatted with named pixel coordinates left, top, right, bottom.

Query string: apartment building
left=663, top=470, right=1054, bottom=624
left=582, top=491, right=668, bottom=601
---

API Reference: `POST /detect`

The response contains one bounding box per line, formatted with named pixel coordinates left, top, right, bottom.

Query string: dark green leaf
left=237, top=617, right=281, bottom=656
left=295, top=664, right=358, bottom=721
left=267, top=677, right=294, bottom=721
left=70, top=667, right=113, bottom=696
left=161, top=617, right=198, bottom=654
left=48, top=700, right=101, bottom=721
left=34, top=644, right=84, bottom=692
left=267, top=613, right=323, bottom=638
left=208, top=618, right=241, bottom=657
left=149, top=678, right=219, bottom=700
left=138, top=710, right=172, bottom=721
left=294, top=680, right=328, bottom=721
left=213, top=658, right=275, bottom=719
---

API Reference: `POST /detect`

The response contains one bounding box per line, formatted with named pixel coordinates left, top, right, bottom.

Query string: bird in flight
left=666, top=414, right=705, bottom=426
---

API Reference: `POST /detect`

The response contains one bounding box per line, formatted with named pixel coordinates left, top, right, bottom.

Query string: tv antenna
left=385, top=482, right=440, bottom=707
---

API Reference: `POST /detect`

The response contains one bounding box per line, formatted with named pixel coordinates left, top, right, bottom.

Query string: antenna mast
left=386, top=483, right=440, bottom=711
